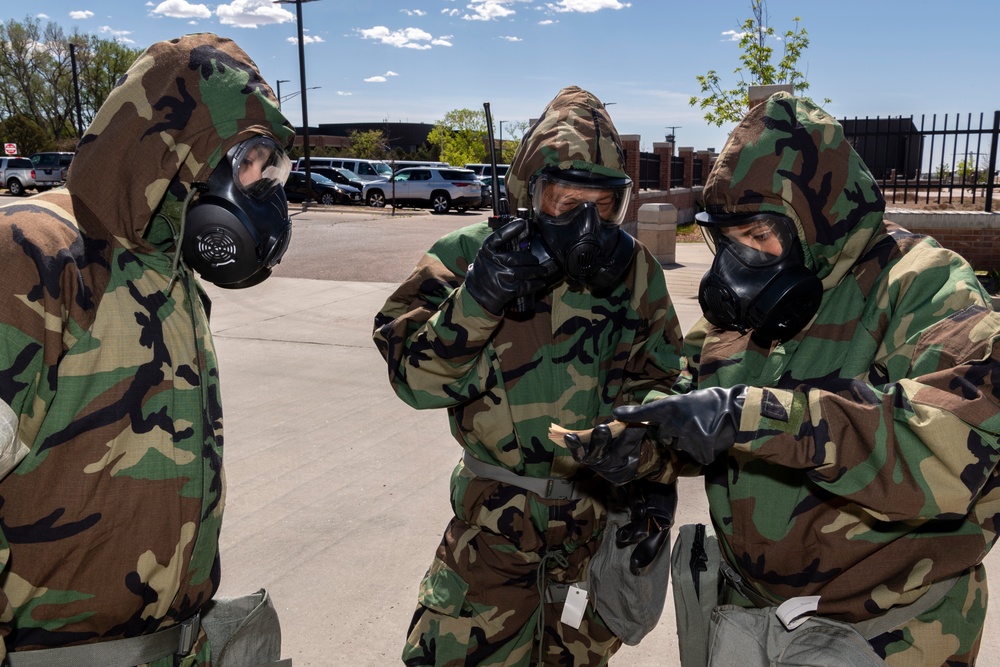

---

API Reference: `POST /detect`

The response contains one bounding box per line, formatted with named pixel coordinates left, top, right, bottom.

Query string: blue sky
left=7, top=1, right=999, bottom=154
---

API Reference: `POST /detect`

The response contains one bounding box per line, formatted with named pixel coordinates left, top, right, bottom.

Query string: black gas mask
left=530, top=169, right=635, bottom=292
left=181, top=136, right=293, bottom=289
left=696, top=212, right=822, bottom=343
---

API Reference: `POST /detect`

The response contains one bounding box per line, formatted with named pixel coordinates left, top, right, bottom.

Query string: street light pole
left=275, top=79, right=290, bottom=110
left=498, top=120, right=505, bottom=160
left=274, top=0, right=318, bottom=199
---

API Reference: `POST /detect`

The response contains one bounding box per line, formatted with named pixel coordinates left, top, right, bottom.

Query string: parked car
left=0, top=157, right=36, bottom=196
left=464, top=163, right=510, bottom=181
left=363, top=167, right=482, bottom=214
left=294, top=157, right=392, bottom=183
left=478, top=173, right=506, bottom=208
left=284, top=170, right=361, bottom=205
left=29, top=152, right=74, bottom=191
left=311, top=166, right=366, bottom=193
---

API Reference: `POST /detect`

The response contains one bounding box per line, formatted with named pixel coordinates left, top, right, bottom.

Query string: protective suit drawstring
left=165, top=187, right=199, bottom=294
left=535, top=549, right=569, bottom=666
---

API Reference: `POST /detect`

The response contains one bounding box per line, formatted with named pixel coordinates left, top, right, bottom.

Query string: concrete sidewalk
left=203, top=243, right=1000, bottom=666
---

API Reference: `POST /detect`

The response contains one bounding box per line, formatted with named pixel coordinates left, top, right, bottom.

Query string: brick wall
left=887, top=210, right=1000, bottom=269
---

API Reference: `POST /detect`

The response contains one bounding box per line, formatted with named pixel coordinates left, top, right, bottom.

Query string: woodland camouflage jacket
left=671, top=92, right=1000, bottom=623
left=0, top=34, right=292, bottom=662
left=373, top=87, right=684, bottom=537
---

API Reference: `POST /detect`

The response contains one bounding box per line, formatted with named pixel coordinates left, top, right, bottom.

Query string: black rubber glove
left=463, top=218, right=550, bottom=315
left=564, top=422, right=645, bottom=486
left=613, top=386, right=748, bottom=466
left=616, top=481, right=677, bottom=575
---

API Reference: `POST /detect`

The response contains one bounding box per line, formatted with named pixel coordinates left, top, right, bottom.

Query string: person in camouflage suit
left=0, top=34, right=294, bottom=665
left=372, top=86, right=684, bottom=666
left=573, top=92, right=1000, bottom=665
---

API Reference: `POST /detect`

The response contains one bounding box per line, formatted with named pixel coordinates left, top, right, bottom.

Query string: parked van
left=464, top=163, right=510, bottom=180
left=295, top=157, right=391, bottom=183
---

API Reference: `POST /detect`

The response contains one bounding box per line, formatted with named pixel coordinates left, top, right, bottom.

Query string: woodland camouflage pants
left=402, top=466, right=621, bottom=666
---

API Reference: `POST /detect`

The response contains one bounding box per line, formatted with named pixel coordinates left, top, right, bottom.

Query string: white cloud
left=364, top=70, right=400, bottom=83
left=463, top=1, right=516, bottom=21
left=150, top=0, right=212, bottom=20
left=501, top=35, right=521, bottom=42
left=432, top=37, right=453, bottom=46
left=69, top=10, right=94, bottom=20
left=538, top=19, right=555, bottom=25
left=441, top=8, right=459, bottom=16
left=216, top=0, right=294, bottom=28
left=36, top=13, right=50, bottom=20
left=402, top=9, right=426, bottom=17
left=337, top=91, right=353, bottom=96
left=357, top=26, right=440, bottom=50
left=286, top=35, right=325, bottom=45
left=546, top=0, right=630, bottom=12
left=722, top=30, right=744, bottom=42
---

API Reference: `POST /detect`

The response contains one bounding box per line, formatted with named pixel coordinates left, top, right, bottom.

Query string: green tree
left=0, top=113, right=48, bottom=156
left=428, top=108, right=488, bottom=167
left=0, top=16, right=140, bottom=145
left=689, top=0, right=828, bottom=127
left=348, top=129, right=389, bottom=159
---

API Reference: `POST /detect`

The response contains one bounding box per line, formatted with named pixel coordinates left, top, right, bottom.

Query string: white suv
left=363, top=167, right=483, bottom=214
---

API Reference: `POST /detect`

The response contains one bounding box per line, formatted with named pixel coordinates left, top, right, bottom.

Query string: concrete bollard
left=637, top=203, right=678, bottom=264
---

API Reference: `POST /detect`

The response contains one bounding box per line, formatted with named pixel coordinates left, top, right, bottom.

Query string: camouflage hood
left=67, top=33, right=294, bottom=250
left=703, top=92, right=886, bottom=286
left=506, top=85, right=628, bottom=213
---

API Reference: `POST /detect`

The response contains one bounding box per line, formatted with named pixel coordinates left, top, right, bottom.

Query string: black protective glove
left=616, top=481, right=677, bottom=575
left=564, top=422, right=645, bottom=486
left=613, top=385, right=748, bottom=466
left=463, top=218, right=551, bottom=315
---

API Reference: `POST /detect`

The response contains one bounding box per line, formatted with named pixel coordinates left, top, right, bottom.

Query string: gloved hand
left=464, top=218, right=551, bottom=315
left=613, top=385, right=748, bottom=466
left=616, top=481, right=677, bottom=575
left=564, top=422, right=645, bottom=486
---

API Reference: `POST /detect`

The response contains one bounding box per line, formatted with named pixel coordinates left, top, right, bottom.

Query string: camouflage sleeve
left=616, top=245, right=685, bottom=407
left=733, top=253, right=1000, bottom=522
left=372, top=224, right=502, bottom=410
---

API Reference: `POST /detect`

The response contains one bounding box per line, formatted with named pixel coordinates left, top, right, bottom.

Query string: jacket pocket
left=418, top=557, right=469, bottom=617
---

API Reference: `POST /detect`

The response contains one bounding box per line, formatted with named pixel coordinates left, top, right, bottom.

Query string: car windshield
left=338, top=168, right=359, bottom=179
left=373, top=162, right=392, bottom=178
left=311, top=173, right=334, bottom=185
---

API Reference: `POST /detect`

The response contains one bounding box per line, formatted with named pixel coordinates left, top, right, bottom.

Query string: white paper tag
left=560, top=584, right=588, bottom=629
left=776, top=595, right=821, bottom=630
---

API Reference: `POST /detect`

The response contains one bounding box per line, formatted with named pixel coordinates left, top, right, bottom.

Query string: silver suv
left=29, top=152, right=74, bottom=190
left=0, top=157, right=36, bottom=196
left=363, top=167, right=482, bottom=214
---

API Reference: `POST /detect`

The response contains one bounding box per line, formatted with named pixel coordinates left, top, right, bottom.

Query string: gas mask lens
left=231, top=136, right=291, bottom=202
left=703, top=213, right=798, bottom=266
left=532, top=172, right=632, bottom=226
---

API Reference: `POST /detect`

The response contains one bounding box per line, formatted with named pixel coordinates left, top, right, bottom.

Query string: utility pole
left=665, top=126, right=682, bottom=143
left=273, top=0, right=319, bottom=200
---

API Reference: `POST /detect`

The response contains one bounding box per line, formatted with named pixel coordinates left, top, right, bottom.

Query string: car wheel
left=320, top=192, right=336, bottom=206
left=367, top=190, right=386, bottom=208
left=7, top=179, right=23, bottom=196
left=431, top=192, right=451, bottom=214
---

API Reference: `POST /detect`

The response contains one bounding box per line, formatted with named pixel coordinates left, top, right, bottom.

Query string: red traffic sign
left=3, top=143, right=16, bottom=155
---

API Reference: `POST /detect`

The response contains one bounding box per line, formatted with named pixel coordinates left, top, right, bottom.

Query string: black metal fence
left=636, top=153, right=708, bottom=190
left=840, top=110, right=999, bottom=212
